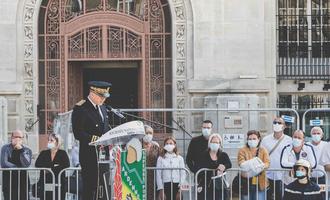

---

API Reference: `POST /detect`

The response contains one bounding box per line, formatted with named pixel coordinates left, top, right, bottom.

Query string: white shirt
left=307, top=141, right=327, bottom=178
left=319, top=142, right=330, bottom=186
left=156, top=153, right=186, bottom=190
left=260, top=133, right=292, bottom=180
left=87, top=96, right=104, bottom=121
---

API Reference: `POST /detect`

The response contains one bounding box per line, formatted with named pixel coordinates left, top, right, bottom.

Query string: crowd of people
left=1, top=119, right=329, bottom=200
left=0, top=80, right=329, bottom=200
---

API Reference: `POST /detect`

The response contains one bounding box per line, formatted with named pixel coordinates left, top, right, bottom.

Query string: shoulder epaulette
left=76, top=100, right=86, bottom=106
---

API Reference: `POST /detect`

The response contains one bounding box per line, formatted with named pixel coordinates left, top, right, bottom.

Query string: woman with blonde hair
left=156, top=136, right=186, bottom=200
left=196, top=133, right=232, bottom=200
left=34, top=133, right=70, bottom=200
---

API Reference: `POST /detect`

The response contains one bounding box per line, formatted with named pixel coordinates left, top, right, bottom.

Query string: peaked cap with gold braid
left=88, top=81, right=112, bottom=98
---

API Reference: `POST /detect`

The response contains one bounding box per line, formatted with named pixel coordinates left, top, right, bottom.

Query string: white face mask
left=47, top=142, right=56, bottom=150
left=143, top=134, right=153, bottom=143
left=247, top=140, right=259, bottom=148
left=273, top=124, right=283, bottom=132
left=209, top=143, right=220, bottom=152
left=202, top=128, right=211, bottom=138
left=311, top=134, right=321, bottom=143
left=164, top=144, right=175, bottom=153
left=292, top=138, right=303, bottom=147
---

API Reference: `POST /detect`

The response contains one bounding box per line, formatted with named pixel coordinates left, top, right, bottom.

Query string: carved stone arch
left=21, top=0, right=193, bottom=136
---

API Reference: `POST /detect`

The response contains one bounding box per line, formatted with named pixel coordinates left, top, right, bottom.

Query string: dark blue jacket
left=283, top=180, right=324, bottom=200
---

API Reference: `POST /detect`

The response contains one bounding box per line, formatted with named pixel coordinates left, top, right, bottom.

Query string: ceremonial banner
left=113, top=147, right=146, bottom=200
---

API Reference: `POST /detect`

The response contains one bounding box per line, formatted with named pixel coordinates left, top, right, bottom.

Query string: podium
left=90, top=121, right=146, bottom=200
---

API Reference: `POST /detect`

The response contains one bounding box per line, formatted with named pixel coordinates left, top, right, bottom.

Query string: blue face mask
left=292, top=138, right=302, bottom=147
left=209, top=143, right=220, bottom=152
left=311, top=134, right=321, bottom=143
left=47, top=142, right=56, bottom=150
left=247, top=140, right=259, bottom=148
left=295, top=170, right=306, bottom=179
left=202, top=128, right=211, bottom=138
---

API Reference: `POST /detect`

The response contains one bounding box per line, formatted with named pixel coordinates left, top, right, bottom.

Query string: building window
left=277, top=0, right=330, bottom=80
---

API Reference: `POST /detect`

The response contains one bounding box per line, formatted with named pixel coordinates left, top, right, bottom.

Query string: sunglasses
left=273, top=121, right=282, bottom=125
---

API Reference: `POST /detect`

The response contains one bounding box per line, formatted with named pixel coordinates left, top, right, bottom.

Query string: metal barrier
left=54, top=108, right=300, bottom=162
left=58, top=167, right=192, bottom=200
left=58, top=167, right=81, bottom=200
left=113, top=108, right=300, bottom=161
left=302, top=108, right=330, bottom=139
left=195, top=168, right=328, bottom=200
left=0, top=166, right=327, bottom=200
left=0, top=168, right=55, bottom=200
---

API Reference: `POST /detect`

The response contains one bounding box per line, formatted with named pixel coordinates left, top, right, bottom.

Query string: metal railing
left=195, top=168, right=328, bottom=200
left=0, top=168, right=55, bottom=200
left=302, top=108, right=330, bottom=132
left=0, top=167, right=327, bottom=200
left=57, top=166, right=192, bottom=200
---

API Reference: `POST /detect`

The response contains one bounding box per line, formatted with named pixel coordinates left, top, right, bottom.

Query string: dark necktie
left=96, top=105, right=104, bottom=122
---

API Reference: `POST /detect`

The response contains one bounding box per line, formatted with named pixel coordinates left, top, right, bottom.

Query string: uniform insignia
left=301, top=152, right=307, bottom=158
left=76, top=99, right=86, bottom=106
left=91, top=135, right=99, bottom=142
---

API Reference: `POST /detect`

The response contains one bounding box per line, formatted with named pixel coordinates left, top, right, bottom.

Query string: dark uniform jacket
left=71, top=98, right=111, bottom=191
left=283, top=180, right=324, bottom=200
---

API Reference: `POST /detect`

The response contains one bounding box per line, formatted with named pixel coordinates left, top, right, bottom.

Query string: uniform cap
left=88, top=81, right=112, bottom=98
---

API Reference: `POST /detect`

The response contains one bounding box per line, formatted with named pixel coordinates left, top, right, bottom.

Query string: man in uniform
left=72, top=81, right=112, bottom=200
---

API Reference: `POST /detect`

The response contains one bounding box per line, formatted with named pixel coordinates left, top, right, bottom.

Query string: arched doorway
left=38, top=0, right=172, bottom=134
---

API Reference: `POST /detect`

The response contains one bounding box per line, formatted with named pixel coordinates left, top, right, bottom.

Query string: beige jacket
left=237, top=146, right=270, bottom=191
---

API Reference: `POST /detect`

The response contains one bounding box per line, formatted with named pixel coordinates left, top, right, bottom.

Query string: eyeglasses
left=273, top=121, right=282, bottom=125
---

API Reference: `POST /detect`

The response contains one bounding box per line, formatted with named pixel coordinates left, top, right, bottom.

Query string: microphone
left=105, top=105, right=126, bottom=119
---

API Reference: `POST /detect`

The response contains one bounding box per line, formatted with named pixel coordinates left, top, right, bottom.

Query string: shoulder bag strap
left=269, top=135, right=285, bottom=156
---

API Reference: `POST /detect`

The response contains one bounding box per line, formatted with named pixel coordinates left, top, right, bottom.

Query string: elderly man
left=72, top=81, right=112, bottom=200
left=307, top=127, right=327, bottom=184
left=280, top=130, right=317, bottom=184
left=1, top=130, right=32, bottom=200
left=260, top=117, right=292, bottom=200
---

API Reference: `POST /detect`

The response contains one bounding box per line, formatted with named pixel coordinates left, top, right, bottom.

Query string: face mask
left=209, top=143, right=220, bottom=152
left=273, top=124, right=283, bottom=132
left=202, top=128, right=211, bottom=138
left=247, top=140, right=259, bottom=148
left=311, top=134, right=321, bottom=143
left=295, top=170, right=306, bottom=179
left=47, top=142, right=56, bottom=150
left=292, top=138, right=302, bottom=147
left=164, top=144, right=175, bottom=153
left=143, top=134, right=153, bottom=143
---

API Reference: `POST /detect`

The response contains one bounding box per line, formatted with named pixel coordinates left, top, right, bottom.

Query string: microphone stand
left=120, top=111, right=178, bottom=131
left=172, top=119, right=192, bottom=158
left=26, top=118, right=39, bottom=132
left=172, top=119, right=193, bottom=137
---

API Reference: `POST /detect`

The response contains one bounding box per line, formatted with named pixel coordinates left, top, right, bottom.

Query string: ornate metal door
left=38, top=0, right=172, bottom=134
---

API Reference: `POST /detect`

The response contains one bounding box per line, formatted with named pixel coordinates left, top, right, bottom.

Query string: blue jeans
left=242, top=185, right=266, bottom=200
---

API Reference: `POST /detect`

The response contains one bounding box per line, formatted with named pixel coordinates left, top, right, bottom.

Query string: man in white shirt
left=280, top=130, right=317, bottom=185
left=307, top=127, right=327, bottom=184
left=320, top=139, right=330, bottom=196
left=260, top=117, right=292, bottom=200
